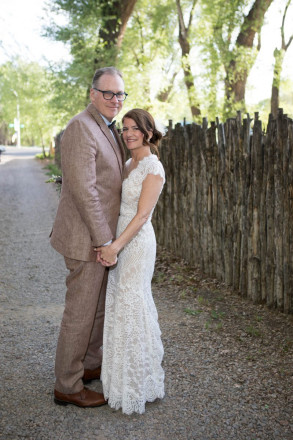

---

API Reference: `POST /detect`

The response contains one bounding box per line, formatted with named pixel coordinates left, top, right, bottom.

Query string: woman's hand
left=94, top=244, right=118, bottom=266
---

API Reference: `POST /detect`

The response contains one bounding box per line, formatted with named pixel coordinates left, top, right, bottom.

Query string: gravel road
left=0, top=149, right=292, bottom=440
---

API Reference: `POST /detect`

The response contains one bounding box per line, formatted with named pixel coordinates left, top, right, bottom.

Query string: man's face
left=90, top=74, right=125, bottom=121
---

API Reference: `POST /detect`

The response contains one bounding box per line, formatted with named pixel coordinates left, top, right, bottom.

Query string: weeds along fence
left=152, top=109, right=293, bottom=314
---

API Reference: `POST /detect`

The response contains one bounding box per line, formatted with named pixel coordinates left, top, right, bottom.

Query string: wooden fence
left=152, top=109, right=293, bottom=314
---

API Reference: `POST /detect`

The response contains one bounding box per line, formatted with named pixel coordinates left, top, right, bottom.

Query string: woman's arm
left=96, top=173, right=164, bottom=265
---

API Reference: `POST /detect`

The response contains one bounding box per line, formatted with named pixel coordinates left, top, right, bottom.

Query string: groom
left=50, top=67, right=126, bottom=407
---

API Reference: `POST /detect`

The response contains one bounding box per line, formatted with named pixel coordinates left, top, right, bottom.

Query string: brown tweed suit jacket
left=50, top=103, right=125, bottom=262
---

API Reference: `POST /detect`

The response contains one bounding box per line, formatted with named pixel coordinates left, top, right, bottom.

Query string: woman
left=96, top=108, right=165, bottom=415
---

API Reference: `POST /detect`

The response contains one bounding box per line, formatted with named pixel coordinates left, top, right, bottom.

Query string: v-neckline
left=123, top=155, right=153, bottom=182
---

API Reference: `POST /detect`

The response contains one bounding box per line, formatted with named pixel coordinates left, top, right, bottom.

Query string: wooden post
left=153, top=109, right=293, bottom=313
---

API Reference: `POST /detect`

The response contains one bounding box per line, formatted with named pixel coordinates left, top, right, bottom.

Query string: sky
left=0, top=0, right=70, bottom=66
left=0, top=0, right=292, bottom=106
left=246, top=0, right=293, bottom=105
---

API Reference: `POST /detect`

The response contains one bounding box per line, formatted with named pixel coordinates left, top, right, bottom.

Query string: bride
left=96, top=108, right=165, bottom=415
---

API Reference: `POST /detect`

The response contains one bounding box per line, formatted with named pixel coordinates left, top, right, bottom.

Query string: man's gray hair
left=92, top=67, right=123, bottom=88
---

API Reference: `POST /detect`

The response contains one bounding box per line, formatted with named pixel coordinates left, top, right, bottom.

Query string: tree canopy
left=0, top=0, right=292, bottom=146
left=0, top=59, right=62, bottom=146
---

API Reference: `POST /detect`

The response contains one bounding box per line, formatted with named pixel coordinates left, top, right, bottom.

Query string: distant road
left=0, top=146, right=46, bottom=165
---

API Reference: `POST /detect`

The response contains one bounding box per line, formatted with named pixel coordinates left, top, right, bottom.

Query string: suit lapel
left=112, top=126, right=126, bottom=168
left=86, top=104, right=125, bottom=177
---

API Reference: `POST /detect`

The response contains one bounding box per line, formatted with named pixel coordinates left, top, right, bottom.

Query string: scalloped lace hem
left=104, top=389, right=165, bottom=415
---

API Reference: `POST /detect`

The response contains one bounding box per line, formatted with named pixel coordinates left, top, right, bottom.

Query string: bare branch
left=257, top=32, right=261, bottom=51
left=176, top=0, right=187, bottom=39
left=187, top=0, right=198, bottom=30
left=281, top=0, right=292, bottom=49
left=285, top=34, right=293, bottom=51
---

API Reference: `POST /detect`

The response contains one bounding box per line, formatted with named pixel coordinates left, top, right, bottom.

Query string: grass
left=204, top=309, right=225, bottom=332
left=197, top=295, right=209, bottom=306
left=44, top=162, right=62, bottom=177
left=184, top=308, right=203, bottom=316
left=179, top=289, right=187, bottom=299
left=246, top=354, right=256, bottom=361
left=255, top=315, right=263, bottom=322
left=245, top=325, right=262, bottom=338
left=210, top=309, right=225, bottom=320
left=43, top=163, right=62, bottom=194
left=184, top=303, right=225, bottom=332
left=152, top=271, right=167, bottom=284
left=35, top=152, right=54, bottom=160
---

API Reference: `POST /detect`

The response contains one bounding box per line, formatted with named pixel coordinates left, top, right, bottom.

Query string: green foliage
left=0, top=58, right=64, bottom=146
left=44, top=163, right=62, bottom=194
left=1, top=0, right=291, bottom=138
left=46, top=66, right=87, bottom=126
left=44, top=162, right=62, bottom=177
left=43, top=0, right=193, bottom=124
left=45, top=0, right=117, bottom=64
left=199, top=0, right=269, bottom=118
left=116, top=0, right=189, bottom=121
left=42, top=0, right=279, bottom=123
left=245, top=324, right=262, bottom=338
left=184, top=308, right=203, bottom=315
left=35, top=153, right=54, bottom=159
left=43, top=0, right=124, bottom=120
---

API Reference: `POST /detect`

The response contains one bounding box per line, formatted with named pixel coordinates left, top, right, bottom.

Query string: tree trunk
left=99, top=0, right=137, bottom=47
left=224, top=0, right=273, bottom=116
left=157, top=71, right=178, bottom=102
left=270, top=0, right=293, bottom=118
left=271, top=49, right=285, bottom=118
left=94, top=0, right=137, bottom=67
left=117, top=0, right=138, bottom=49
left=176, top=0, right=201, bottom=119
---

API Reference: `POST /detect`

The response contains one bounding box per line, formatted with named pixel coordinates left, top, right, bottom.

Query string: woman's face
left=122, top=117, right=152, bottom=152
left=122, top=117, right=144, bottom=151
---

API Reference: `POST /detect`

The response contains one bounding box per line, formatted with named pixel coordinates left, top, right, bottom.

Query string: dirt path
left=0, top=151, right=292, bottom=440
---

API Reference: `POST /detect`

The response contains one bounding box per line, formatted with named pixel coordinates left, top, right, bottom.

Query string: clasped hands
left=94, top=244, right=118, bottom=267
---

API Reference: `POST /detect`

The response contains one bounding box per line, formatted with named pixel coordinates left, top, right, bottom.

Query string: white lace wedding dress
left=101, top=154, right=165, bottom=415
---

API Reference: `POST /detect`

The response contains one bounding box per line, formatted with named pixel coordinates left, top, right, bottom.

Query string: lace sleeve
left=142, top=157, right=165, bottom=184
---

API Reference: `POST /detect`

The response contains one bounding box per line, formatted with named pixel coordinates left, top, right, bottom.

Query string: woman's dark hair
left=122, top=108, right=163, bottom=157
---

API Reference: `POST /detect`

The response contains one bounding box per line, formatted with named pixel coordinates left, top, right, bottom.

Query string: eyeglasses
left=93, top=88, right=128, bottom=101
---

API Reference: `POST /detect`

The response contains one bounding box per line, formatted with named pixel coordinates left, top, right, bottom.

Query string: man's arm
left=61, top=119, right=113, bottom=246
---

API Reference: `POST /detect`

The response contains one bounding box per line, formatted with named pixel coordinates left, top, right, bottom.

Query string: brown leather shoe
left=54, top=387, right=107, bottom=408
left=83, top=366, right=101, bottom=383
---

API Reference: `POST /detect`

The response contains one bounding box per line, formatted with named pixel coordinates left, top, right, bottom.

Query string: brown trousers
left=55, top=257, right=108, bottom=394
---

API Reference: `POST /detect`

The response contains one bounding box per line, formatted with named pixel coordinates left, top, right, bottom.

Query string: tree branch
left=285, top=34, right=293, bottom=51
left=281, top=0, right=292, bottom=50
left=237, top=0, right=273, bottom=49
left=117, top=0, right=137, bottom=49
left=188, top=0, right=198, bottom=30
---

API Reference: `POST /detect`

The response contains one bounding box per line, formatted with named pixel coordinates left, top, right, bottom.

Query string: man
left=50, top=67, right=126, bottom=407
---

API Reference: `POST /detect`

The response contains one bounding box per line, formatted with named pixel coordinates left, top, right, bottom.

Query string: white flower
left=154, top=119, right=167, bottom=136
